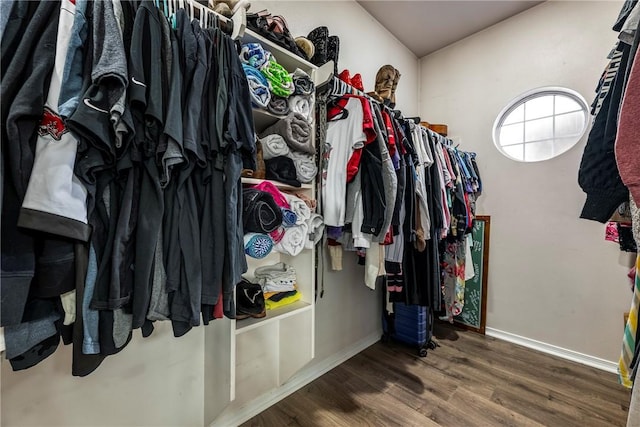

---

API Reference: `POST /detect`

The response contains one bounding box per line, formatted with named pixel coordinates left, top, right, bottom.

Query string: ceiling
left=357, top=1, right=544, bottom=57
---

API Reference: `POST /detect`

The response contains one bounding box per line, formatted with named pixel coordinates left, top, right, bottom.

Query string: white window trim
left=492, top=86, right=589, bottom=163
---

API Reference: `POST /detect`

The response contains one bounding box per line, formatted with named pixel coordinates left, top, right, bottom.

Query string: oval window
left=492, top=87, right=589, bottom=162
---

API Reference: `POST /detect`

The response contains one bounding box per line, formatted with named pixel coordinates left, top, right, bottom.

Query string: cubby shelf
left=241, top=176, right=313, bottom=191
left=235, top=301, right=312, bottom=334
left=218, top=17, right=321, bottom=417
left=243, top=28, right=317, bottom=73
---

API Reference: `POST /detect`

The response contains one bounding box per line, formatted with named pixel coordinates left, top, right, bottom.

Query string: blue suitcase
left=382, top=302, right=437, bottom=357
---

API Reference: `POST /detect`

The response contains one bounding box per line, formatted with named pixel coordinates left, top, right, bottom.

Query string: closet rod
left=328, top=77, right=438, bottom=134
left=157, top=0, right=246, bottom=39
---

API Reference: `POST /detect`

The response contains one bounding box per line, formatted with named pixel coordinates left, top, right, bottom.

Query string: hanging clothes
left=0, top=1, right=256, bottom=375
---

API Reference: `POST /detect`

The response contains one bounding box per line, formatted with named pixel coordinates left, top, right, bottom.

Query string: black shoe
left=307, top=26, right=328, bottom=66
left=236, top=280, right=266, bottom=319
left=327, top=35, right=340, bottom=75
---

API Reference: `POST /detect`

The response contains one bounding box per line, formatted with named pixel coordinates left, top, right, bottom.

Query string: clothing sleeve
left=616, top=44, right=640, bottom=204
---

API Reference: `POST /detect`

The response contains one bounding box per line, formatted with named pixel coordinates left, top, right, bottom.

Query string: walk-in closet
left=0, top=1, right=637, bottom=426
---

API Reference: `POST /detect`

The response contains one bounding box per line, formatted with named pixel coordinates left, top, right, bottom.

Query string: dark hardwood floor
left=242, top=323, right=631, bottom=426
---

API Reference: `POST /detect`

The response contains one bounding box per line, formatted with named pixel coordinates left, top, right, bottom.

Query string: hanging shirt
left=323, top=97, right=366, bottom=227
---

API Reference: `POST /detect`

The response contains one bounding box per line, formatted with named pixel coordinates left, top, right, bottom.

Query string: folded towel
left=265, top=156, right=301, bottom=188
left=254, top=262, right=296, bottom=278
left=259, top=112, right=313, bottom=154
left=274, top=222, right=308, bottom=256
left=240, top=43, right=271, bottom=68
left=292, top=69, right=315, bottom=96
left=284, top=191, right=317, bottom=211
left=260, top=134, right=291, bottom=160
left=264, top=284, right=297, bottom=300
left=243, top=64, right=271, bottom=108
left=289, top=95, right=312, bottom=122
left=288, top=150, right=317, bottom=183
left=244, top=233, right=274, bottom=259
left=253, top=181, right=290, bottom=208
left=283, top=193, right=312, bottom=225
left=261, top=57, right=295, bottom=97
left=281, top=208, right=298, bottom=227
left=305, top=213, right=325, bottom=249
left=265, top=290, right=302, bottom=310
left=242, top=189, right=284, bottom=233
left=255, top=262, right=297, bottom=293
left=267, top=95, right=290, bottom=116
left=267, top=289, right=298, bottom=302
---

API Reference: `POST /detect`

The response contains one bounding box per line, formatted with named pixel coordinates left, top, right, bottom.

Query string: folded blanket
left=274, top=222, right=308, bottom=256
left=281, top=208, right=298, bottom=227
left=265, top=290, right=302, bottom=310
left=305, top=213, right=325, bottom=249
left=267, top=95, right=290, bottom=116
left=261, top=57, right=295, bottom=97
left=252, top=181, right=290, bottom=208
left=259, top=112, right=313, bottom=154
left=242, top=189, right=283, bottom=233
left=283, top=193, right=311, bottom=225
left=288, top=150, right=317, bottom=183
left=289, top=95, right=312, bottom=122
left=243, top=64, right=271, bottom=108
left=260, top=134, right=291, bottom=160
left=244, top=233, right=274, bottom=259
left=292, top=69, right=314, bottom=96
left=240, top=43, right=271, bottom=68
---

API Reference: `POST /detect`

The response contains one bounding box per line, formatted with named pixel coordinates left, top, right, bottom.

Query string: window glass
left=493, top=88, right=589, bottom=162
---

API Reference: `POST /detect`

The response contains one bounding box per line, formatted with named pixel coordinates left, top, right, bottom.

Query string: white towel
left=274, top=222, right=308, bottom=256
left=254, top=262, right=297, bottom=293
left=284, top=193, right=311, bottom=225
left=260, top=134, right=291, bottom=160
left=288, top=150, right=317, bottom=183
left=289, top=95, right=312, bottom=122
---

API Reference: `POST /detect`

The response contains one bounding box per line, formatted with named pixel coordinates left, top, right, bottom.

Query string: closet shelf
left=243, top=28, right=317, bottom=73
left=241, top=177, right=313, bottom=191
left=253, top=108, right=284, bottom=129
left=235, top=300, right=312, bottom=334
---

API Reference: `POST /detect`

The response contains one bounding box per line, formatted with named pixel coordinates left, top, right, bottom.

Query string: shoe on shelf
left=236, top=280, right=266, bottom=319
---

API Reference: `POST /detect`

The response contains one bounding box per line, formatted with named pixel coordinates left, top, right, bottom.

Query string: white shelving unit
left=206, top=25, right=331, bottom=423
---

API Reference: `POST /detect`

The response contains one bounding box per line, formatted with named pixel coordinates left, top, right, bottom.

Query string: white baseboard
left=485, top=327, right=618, bottom=374
left=210, top=332, right=381, bottom=427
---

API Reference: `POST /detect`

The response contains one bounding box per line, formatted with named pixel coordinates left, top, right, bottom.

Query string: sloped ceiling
left=357, top=1, right=544, bottom=57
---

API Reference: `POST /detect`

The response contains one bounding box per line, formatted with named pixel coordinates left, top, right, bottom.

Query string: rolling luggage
left=382, top=302, right=437, bottom=357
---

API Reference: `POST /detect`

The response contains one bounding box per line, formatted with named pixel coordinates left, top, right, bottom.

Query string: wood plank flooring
left=242, top=323, right=630, bottom=426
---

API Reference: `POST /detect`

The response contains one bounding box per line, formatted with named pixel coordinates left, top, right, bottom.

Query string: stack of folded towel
left=240, top=43, right=315, bottom=119
left=253, top=262, right=302, bottom=310
left=242, top=184, right=325, bottom=258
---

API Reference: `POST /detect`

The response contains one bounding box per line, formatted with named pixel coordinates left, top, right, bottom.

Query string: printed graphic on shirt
left=38, top=107, right=68, bottom=141
left=321, top=143, right=333, bottom=183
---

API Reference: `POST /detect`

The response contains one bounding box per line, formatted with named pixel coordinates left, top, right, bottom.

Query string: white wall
left=1, top=323, right=205, bottom=427
left=1, top=2, right=419, bottom=426
left=250, top=0, right=420, bottom=116
left=419, top=0, right=632, bottom=363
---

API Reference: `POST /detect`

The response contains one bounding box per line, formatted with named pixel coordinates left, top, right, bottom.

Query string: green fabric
left=260, top=58, right=295, bottom=98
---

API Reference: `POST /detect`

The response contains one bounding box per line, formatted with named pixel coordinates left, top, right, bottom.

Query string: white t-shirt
left=322, top=98, right=366, bottom=227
